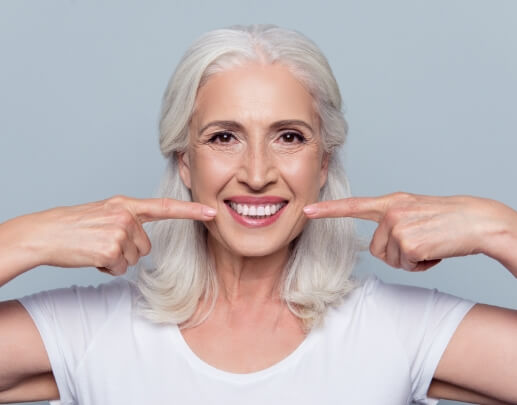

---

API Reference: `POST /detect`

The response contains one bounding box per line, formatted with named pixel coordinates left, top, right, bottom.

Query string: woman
left=1, top=24, right=516, bottom=404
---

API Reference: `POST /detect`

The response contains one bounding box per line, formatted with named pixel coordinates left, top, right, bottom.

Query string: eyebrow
left=199, top=119, right=314, bottom=135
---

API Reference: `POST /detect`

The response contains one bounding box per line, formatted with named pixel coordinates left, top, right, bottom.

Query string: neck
left=207, top=234, right=290, bottom=306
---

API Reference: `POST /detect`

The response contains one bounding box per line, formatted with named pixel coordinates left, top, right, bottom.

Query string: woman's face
left=178, top=62, right=328, bottom=257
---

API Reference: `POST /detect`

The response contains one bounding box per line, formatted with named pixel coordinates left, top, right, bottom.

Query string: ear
left=319, top=152, right=330, bottom=188
left=177, top=151, right=192, bottom=189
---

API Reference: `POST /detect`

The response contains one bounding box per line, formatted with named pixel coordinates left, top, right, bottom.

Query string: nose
left=236, top=139, right=278, bottom=191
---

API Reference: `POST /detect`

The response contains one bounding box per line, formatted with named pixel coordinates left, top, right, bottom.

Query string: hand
left=303, top=192, right=514, bottom=272
left=27, top=195, right=217, bottom=275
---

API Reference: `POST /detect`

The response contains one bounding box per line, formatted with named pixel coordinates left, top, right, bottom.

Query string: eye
left=279, top=131, right=306, bottom=144
left=208, top=131, right=237, bottom=144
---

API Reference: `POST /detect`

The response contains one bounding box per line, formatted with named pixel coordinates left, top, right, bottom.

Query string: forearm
left=429, top=378, right=512, bottom=405
left=0, top=372, right=59, bottom=403
left=484, top=230, right=517, bottom=277
left=0, top=214, right=47, bottom=286
left=480, top=199, right=517, bottom=277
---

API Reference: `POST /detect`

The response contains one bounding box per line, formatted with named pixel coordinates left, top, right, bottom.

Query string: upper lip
left=225, top=196, right=288, bottom=204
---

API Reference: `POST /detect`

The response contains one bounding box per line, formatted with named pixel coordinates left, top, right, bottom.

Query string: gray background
left=1, top=1, right=516, bottom=404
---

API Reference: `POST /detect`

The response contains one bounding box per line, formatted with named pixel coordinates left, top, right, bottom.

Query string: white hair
left=136, top=24, right=359, bottom=332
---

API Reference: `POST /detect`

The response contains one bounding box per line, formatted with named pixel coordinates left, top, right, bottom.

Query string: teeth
left=228, top=201, right=286, bottom=218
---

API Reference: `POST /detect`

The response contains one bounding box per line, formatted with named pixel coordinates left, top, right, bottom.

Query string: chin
left=207, top=230, right=292, bottom=258
left=229, top=234, right=289, bottom=256
left=228, top=244, right=284, bottom=258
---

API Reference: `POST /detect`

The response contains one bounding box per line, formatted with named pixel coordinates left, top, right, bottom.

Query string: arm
left=428, top=378, right=512, bottom=405
left=0, top=300, right=54, bottom=399
left=430, top=199, right=517, bottom=402
left=304, top=193, right=517, bottom=402
left=0, top=214, right=47, bottom=286
left=0, top=372, right=58, bottom=404
left=0, top=215, right=56, bottom=398
left=0, top=196, right=217, bottom=401
left=433, top=303, right=517, bottom=403
left=477, top=198, right=517, bottom=277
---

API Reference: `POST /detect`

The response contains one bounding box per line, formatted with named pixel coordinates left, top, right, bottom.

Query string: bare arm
left=0, top=300, right=53, bottom=397
left=0, top=213, right=47, bottom=286
left=432, top=303, right=517, bottom=403
left=0, top=195, right=217, bottom=401
left=428, top=378, right=512, bottom=405
left=305, top=193, right=517, bottom=402
left=0, top=372, right=58, bottom=404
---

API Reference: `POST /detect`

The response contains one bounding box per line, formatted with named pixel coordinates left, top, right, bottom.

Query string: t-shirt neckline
left=172, top=321, right=318, bottom=383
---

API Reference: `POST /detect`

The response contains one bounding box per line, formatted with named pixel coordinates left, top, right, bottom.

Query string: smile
left=224, top=199, right=288, bottom=228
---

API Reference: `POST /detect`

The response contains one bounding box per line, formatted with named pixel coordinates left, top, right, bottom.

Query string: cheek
left=280, top=155, right=323, bottom=198
left=190, top=152, right=237, bottom=202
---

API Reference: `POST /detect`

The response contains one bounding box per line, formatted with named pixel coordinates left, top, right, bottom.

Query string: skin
left=1, top=62, right=517, bottom=403
left=178, top=62, right=328, bottom=303
left=174, top=63, right=328, bottom=373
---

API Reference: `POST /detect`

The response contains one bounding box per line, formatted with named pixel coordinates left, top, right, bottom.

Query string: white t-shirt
left=19, top=274, right=475, bottom=405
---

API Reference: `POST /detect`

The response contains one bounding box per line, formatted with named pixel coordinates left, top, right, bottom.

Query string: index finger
left=303, top=197, right=387, bottom=222
left=128, top=198, right=217, bottom=223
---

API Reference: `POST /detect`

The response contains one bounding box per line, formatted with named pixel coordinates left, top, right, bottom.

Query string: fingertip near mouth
left=303, top=205, right=318, bottom=216
left=202, top=207, right=217, bottom=217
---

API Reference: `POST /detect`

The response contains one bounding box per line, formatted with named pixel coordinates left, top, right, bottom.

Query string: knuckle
left=391, top=225, right=405, bottom=242
left=116, top=210, right=134, bottom=228
left=389, top=192, right=417, bottom=209
left=386, top=258, right=399, bottom=269
left=119, top=261, right=129, bottom=275
left=112, top=227, right=128, bottom=243
left=104, top=243, right=122, bottom=261
left=106, top=195, right=127, bottom=207
left=347, top=198, right=362, bottom=213
left=402, top=241, right=420, bottom=261
left=384, top=209, right=402, bottom=225
left=391, top=191, right=410, bottom=201
left=112, top=267, right=126, bottom=276
left=369, top=241, right=382, bottom=258
left=127, top=256, right=138, bottom=266
left=142, top=239, right=152, bottom=256
left=160, top=198, right=173, bottom=213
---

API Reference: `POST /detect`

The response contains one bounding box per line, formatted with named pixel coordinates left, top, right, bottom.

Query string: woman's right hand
left=19, top=195, right=217, bottom=275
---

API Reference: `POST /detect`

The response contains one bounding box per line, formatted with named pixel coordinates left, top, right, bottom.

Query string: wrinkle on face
left=178, top=62, right=328, bottom=304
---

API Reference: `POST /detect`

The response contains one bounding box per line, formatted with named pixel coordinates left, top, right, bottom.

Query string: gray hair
left=137, top=24, right=359, bottom=332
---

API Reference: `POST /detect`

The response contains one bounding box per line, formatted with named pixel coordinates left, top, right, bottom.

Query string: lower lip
left=225, top=202, right=287, bottom=228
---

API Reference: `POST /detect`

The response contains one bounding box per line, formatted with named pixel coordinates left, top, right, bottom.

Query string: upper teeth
left=229, top=202, right=286, bottom=217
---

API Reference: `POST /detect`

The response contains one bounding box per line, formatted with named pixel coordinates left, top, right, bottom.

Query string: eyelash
left=208, top=131, right=307, bottom=144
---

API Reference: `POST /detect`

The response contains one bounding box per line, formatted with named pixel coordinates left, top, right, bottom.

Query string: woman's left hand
left=304, top=192, right=517, bottom=273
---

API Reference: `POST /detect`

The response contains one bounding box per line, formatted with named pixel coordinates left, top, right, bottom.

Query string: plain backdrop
left=1, top=1, right=516, bottom=404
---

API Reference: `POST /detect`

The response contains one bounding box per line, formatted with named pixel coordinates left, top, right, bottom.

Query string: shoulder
left=18, top=277, right=139, bottom=334
left=20, top=276, right=135, bottom=306
left=324, top=273, right=475, bottom=334
left=334, top=273, right=473, bottom=309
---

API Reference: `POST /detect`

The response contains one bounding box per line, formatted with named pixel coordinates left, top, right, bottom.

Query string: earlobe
left=177, top=151, right=192, bottom=189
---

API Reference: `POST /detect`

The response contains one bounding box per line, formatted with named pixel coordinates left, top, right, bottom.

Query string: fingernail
left=203, top=207, right=217, bottom=217
left=303, top=205, right=317, bottom=215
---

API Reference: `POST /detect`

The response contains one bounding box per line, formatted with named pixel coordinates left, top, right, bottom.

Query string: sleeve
left=17, top=278, right=132, bottom=404
left=370, top=276, right=476, bottom=405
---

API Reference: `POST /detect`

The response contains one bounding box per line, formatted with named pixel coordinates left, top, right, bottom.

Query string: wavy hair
left=136, top=24, right=359, bottom=332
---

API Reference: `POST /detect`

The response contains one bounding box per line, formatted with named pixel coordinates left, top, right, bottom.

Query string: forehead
left=192, top=63, right=318, bottom=128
